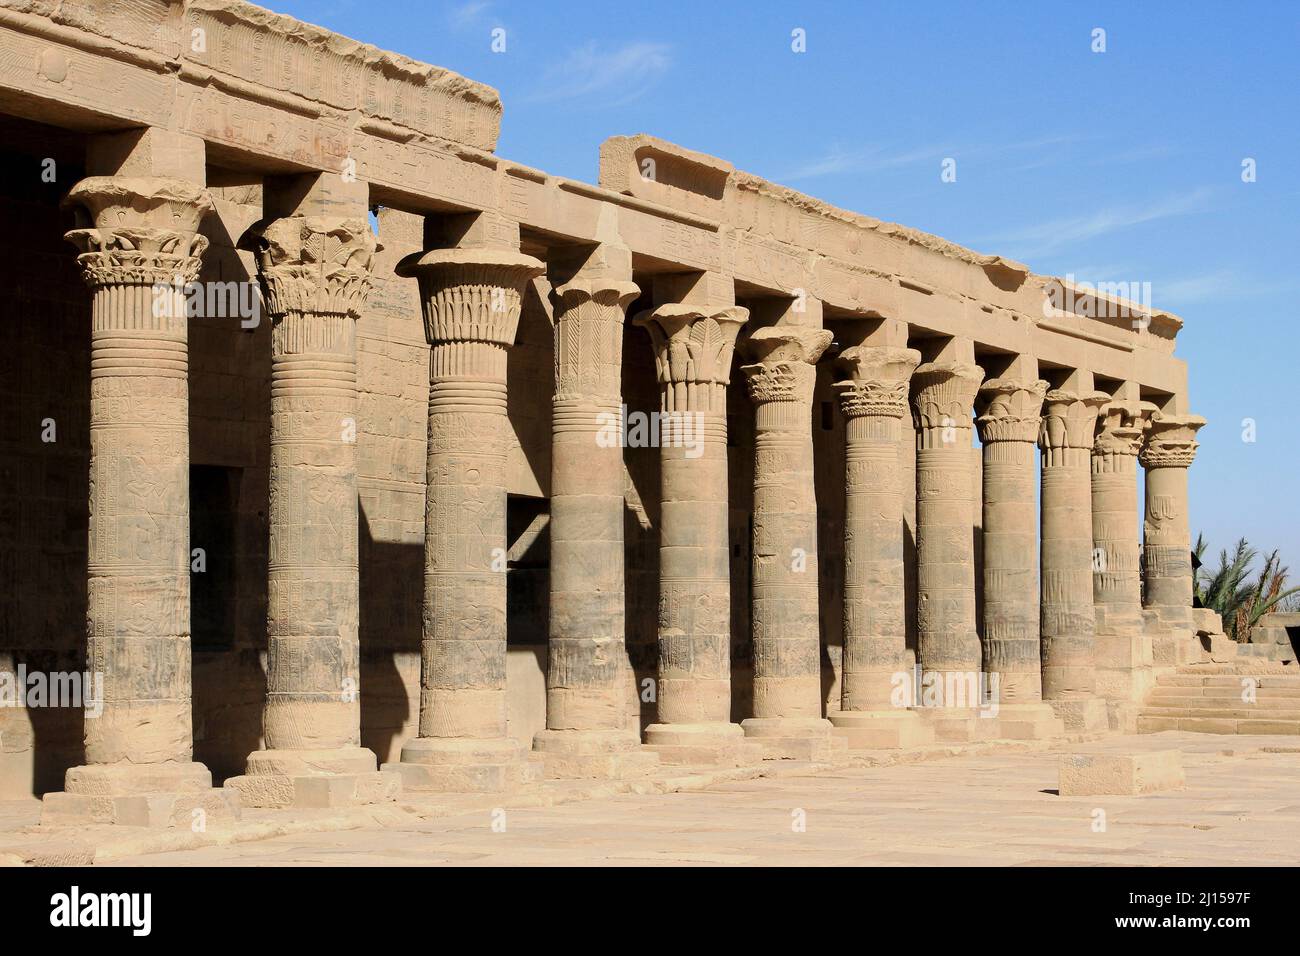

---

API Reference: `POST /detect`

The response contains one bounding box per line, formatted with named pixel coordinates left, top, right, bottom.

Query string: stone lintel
left=87, top=127, right=207, bottom=183
left=264, top=170, right=369, bottom=220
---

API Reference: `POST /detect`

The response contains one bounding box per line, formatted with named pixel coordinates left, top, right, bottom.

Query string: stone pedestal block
left=1059, top=750, right=1185, bottom=796
left=829, top=710, right=933, bottom=749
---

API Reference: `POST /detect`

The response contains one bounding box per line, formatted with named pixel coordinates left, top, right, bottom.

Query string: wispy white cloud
left=986, top=187, right=1215, bottom=259
left=781, top=134, right=1095, bottom=182
left=447, top=0, right=493, bottom=29
left=524, top=41, right=672, bottom=105
left=1154, top=269, right=1299, bottom=305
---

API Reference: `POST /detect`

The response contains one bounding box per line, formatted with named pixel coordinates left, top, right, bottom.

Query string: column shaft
left=634, top=301, right=750, bottom=764
left=842, top=411, right=907, bottom=708
left=912, top=363, right=984, bottom=680
left=390, top=246, right=545, bottom=792
left=1091, top=402, right=1154, bottom=728
left=736, top=324, right=838, bottom=758
left=976, top=379, right=1047, bottom=704
left=1141, top=413, right=1205, bottom=667
left=65, top=177, right=211, bottom=770
left=1039, top=388, right=1109, bottom=730
left=826, top=346, right=931, bottom=749
left=531, top=265, right=657, bottom=779
left=250, top=217, right=378, bottom=754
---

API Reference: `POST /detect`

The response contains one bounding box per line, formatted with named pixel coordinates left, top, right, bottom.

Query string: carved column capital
left=551, top=276, right=639, bottom=406
left=240, top=216, right=380, bottom=321
left=833, top=345, right=920, bottom=420
left=911, top=361, right=983, bottom=446
left=1093, top=399, right=1157, bottom=465
left=976, top=378, right=1047, bottom=444
left=63, top=176, right=212, bottom=288
left=1140, top=413, right=1206, bottom=469
left=1039, top=389, right=1109, bottom=455
left=397, top=247, right=545, bottom=349
left=632, top=303, right=748, bottom=413
left=739, top=326, right=831, bottom=406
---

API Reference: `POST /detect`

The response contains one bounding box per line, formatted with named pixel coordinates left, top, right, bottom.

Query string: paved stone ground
left=76, top=732, right=1297, bottom=866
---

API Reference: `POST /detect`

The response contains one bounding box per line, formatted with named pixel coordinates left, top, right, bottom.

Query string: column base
left=915, top=707, right=1001, bottom=743
left=1046, top=697, right=1110, bottom=733
left=992, top=702, right=1066, bottom=740
left=829, top=709, right=934, bottom=750
left=531, top=728, right=659, bottom=780
left=643, top=722, right=762, bottom=767
left=741, top=716, right=849, bottom=761
left=41, top=761, right=241, bottom=829
left=226, top=746, right=399, bottom=809
left=382, top=737, right=542, bottom=793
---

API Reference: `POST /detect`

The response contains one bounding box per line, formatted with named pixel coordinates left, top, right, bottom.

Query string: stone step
left=1150, top=684, right=1300, bottom=699
left=1140, top=705, right=1300, bottom=720
left=1146, top=694, right=1300, bottom=709
left=1137, top=715, right=1300, bottom=735
left=1156, top=673, right=1300, bottom=688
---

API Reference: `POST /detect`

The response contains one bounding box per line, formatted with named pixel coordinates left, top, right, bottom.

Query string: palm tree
left=1193, top=535, right=1300, bottom=640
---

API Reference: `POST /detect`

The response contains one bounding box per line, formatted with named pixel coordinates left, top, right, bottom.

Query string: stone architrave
left=911, top=360, right=989, bottom=740
left=385, top=245, right=546, bottom=791
left=975, top=377, right=1064, bottom=740
left=226, top=214, right=398, bottom=808
left=1140, top=413, right=1207, bottom=667
left=41, top=177, right=240, bottom=827
left=1039, top=388, right=1110, bottom=731
left=1092, top=399, right=1158, bottom=730
left=827, top=346, right=933, bottom=749
left=738, top=325, right=844, bottom=761
left=530, top=244, right=658, bottom=779
left=633, top=302, right=752, bottom=765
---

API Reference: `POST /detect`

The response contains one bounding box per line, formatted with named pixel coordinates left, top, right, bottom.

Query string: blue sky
left=277, top=0, right=1300, bottom=566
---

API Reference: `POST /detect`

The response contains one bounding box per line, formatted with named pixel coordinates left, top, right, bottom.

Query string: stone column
left=43, top=174, right=238, bottom=827
left=1093, top=398, right=1158, bottom=730
left=531, top=243, right=657, bottom=778
left=1141, top=412, right=1206, bottom=668
left=387, top=241, right=545, bottom=792
left=911, top=357, right=989, bottom=740
left=827, top=345, right=931, bottom=749
left=1038, top=385, right=1110, bottom=730
left=229, top=189, right=398, bottom=808
left=634, top=289, right=752, bottom=765
left=737, top=325, right=841, bottom=760
left=975, top=375, right=1063, bottom=739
